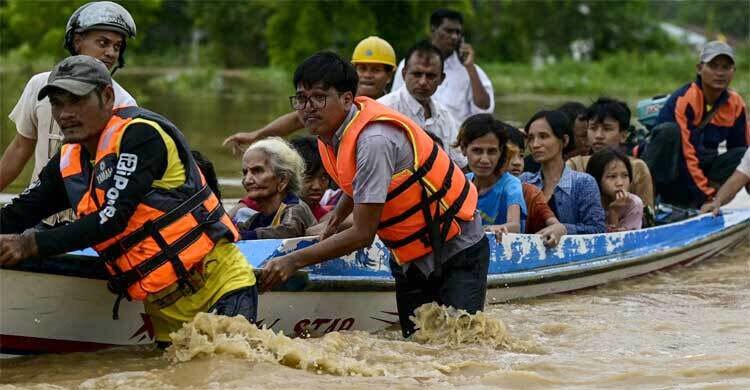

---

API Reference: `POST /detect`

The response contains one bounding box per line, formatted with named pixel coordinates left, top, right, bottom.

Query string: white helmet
left=64, top=1, right=136, bottom=71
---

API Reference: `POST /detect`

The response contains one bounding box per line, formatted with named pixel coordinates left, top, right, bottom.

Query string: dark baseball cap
left=38, top=55, right=112, bottom=101
left=699, top=41, right=735, bottom=64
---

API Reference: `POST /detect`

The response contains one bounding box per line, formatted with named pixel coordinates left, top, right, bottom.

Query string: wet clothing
left=392, top=52, right=495, bottom=123
left=467, top=171, right=527, bottom=231
left=8, top=72, right=136, bottom=226
left=567, top=154, right=655, bottom=208
left=522, top=182, right=556, bottom=234
left=391, top=235, right=489, bottom=338
left=235, top=193, right=317, bottom=240
left=378, top=86, right=466, bottom=168
left=145, top=241, right=256, bottom=342
left=520, top=167, right=606, bottom=234
left=644, top=76, right=749, bottom=207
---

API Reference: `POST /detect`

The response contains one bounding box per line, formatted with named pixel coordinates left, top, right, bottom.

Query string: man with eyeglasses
left=261, top=52, right=488, bottom=339
left=391, top=8, right=494, bottom=123
left=641, top=41, right=749, bottom=208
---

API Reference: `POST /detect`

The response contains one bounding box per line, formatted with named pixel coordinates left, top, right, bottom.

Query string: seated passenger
left=642, top=41, right=749, bottom=208
left=558, top=101, right=589, bottom=159
left=587, top=148, right=644, bottom=232
left=701, top=148, right=750, bottom=215
left=289, top=136, right=334, bottom=221
left=520, top=110, right=606, bottom=234
left=507, top=127, right=567, bottom=246
left=231, top=137, right=316, bottom=240
left=456, top=114, right=526, bottom=237
left=567, top=97, right=655, bottom=209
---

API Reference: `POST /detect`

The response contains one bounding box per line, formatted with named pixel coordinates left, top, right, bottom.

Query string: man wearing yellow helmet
left=223, top=36, right=396, bottom=153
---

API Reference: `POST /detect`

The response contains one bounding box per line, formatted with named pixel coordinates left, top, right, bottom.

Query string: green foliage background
left=2, top=0, right=747, bottom=69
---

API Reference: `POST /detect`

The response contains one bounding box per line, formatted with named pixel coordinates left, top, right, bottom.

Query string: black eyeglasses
left=289, top=93, right=329, bottom=111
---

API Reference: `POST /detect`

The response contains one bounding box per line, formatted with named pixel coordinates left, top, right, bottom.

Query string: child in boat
left=587, top=147, right=644, bottom=232
left=289, top=136, right=334, bottom=221
left=456, top=114, right=526, bottom=239
left=229, top=137, right=316, bottom=239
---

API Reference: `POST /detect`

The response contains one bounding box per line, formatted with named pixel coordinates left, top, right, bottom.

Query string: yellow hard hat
left=351, top=36, right=396, bottom=68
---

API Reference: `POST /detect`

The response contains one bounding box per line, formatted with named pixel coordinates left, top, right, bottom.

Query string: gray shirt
left=327, top=106, right=483, bottom=277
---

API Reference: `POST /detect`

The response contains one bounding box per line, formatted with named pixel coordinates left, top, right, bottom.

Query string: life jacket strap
left=99, top=185, right=213, bottom=262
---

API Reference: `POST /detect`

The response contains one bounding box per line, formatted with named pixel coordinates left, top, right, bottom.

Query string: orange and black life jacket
left=59, top=106, right=238, bottom=310
left=318, top=97, right=477, bottom=264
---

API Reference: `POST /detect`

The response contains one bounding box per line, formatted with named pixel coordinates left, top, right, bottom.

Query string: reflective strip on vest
left=318, top=97, right=477, bottom=264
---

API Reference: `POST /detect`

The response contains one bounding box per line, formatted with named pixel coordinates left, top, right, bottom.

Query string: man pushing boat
left=0, top=55, right=257, bottom=345
left=260, top=52, right=489, bottom=338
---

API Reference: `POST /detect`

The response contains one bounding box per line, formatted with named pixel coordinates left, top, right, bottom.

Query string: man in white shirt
left=0, top=1, right=137, bottom=225
left=392, top=8, right=494, bottom=123
left=379, top=40, right=467, bottom=168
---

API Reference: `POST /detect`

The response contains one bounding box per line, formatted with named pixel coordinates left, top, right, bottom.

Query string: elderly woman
left=229, top=137, right=316, bottom=240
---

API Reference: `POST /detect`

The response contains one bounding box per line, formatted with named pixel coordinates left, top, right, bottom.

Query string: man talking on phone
left=393, top=9, right=494, bottom=123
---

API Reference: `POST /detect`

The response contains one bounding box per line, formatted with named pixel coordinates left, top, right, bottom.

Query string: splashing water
left=166, top=312, right=383, bottom=377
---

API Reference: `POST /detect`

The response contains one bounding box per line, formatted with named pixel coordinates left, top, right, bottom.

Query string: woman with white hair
left=230, top=137, right=317, bottom=240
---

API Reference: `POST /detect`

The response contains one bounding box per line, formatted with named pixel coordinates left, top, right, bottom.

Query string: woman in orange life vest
left=0, top=56, right=257, bottom=345
left=222, top=36, right=397, bottom=154
left=260, top=52, right=489, bottom=338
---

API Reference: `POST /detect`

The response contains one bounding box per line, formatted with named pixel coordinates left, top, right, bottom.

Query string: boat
left=1, top=209, right=749, bottom=357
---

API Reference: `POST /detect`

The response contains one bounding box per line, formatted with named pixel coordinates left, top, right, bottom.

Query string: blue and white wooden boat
left=1, top=210, right=749, bottom=356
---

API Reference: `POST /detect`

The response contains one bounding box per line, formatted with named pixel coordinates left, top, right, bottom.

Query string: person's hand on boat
left=484, top=225, right=508, bottom=243
left=223, top=131, right=262, bottom=156
left=260, top=256, right=298, bottom=293
left=0, top=231, right=38, bottom=266
left=700, top=199, right=722, bottom=216
left=538, top=223, right=566, bottom=247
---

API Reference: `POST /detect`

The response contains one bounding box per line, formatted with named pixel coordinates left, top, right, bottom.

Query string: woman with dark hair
left=587, top=148, right=643, bottom=232
left=520, top=110, right=606, bottom=234
left=557, top=101, right=589, bottom=158
left=456, top=114, right=526, bottom=238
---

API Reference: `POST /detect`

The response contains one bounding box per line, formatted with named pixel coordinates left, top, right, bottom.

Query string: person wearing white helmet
left=0, top=1, right=138, bottom=227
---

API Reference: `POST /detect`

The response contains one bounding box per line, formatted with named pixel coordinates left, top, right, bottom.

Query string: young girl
left=586, top=147, right=643, bottom=232
left=456, top=114, right=527, bottom=238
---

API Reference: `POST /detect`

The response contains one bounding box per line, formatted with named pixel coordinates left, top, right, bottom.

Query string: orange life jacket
left=318, top=97, right=477, bottom=264
left=59, top=106, right=238, bottom=303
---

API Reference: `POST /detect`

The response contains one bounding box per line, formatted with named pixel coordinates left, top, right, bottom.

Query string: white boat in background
left=1, top=209, right=749, bottom=356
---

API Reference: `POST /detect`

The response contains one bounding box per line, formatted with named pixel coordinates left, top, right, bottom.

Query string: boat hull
left=2, top=210, right=749, bottom=356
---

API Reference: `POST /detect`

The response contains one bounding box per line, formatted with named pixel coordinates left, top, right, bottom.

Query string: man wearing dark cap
left=0, top=56, right=258, bottom=345
left=642, top=41, right=750, bottom=208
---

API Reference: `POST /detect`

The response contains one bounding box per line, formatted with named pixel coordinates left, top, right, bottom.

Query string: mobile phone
left=458, top=38, right=468, bottom=63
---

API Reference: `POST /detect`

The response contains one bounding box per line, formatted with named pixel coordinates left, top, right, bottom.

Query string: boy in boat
left=0, top=56, right=257, bottom=346
left=260, top=52, right=489, bottom=338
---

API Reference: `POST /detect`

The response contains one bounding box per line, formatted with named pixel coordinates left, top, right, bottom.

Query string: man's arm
left=32, top=124, right=168, bottom=257
left=0, top=135, right=35, bottom=192
left=0, top=153, right=70, bottom=234
left=260, top=202, right=383, bottom=291
left=460, top=44, right=492, bottom=111
left=222, top=112, right=304, bottom=155
left=700, top=170, right=750, bottom=215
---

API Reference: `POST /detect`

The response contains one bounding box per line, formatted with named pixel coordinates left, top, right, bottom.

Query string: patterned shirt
left=520, top=167, right=606, bottom=234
